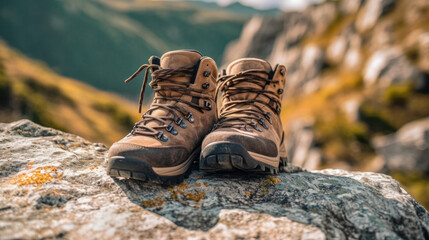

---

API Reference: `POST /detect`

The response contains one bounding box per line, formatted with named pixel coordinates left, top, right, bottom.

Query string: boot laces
left=214, top=70, right=281, bottom=132
left=124, top=62, right=212, bottom=141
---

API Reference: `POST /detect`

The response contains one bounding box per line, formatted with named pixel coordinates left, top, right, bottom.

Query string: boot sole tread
left=200, top=142, right=281, bottom=174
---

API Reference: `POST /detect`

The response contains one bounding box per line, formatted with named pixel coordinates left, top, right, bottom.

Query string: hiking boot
left=107, top=50, right=218, bottom=184
left=200, top=58, right=287, bottom=174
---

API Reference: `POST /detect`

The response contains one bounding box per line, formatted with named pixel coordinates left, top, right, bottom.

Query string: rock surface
left=1, top=120, right=429, bottom=239
left=373, top=117, right=429, bottom=173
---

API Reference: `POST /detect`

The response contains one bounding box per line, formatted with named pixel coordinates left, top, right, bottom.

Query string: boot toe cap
left=202, top=129, right=278, bottom=157
left=108, top=142, right=189, bottom=168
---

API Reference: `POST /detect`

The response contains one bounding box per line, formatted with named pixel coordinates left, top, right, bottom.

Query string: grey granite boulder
left=1, top=120, right=428, bottom=239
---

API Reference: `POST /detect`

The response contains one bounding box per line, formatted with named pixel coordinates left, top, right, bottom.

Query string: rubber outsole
left=107, top=147, right=199, bottom=185
left=200, top=141, right=285, bottom=174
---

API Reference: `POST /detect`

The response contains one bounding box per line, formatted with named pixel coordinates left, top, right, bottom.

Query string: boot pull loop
left=269, top=64, right=279, bottom=80
left=189, top=58, right=202, bottom=84
left=150, top=56, right=160, bottom=66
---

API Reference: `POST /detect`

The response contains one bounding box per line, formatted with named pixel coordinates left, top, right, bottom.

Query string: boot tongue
left=155, top=50, right=202, bottom=96
left=160, top=50, right=202, bottom=69
left=226, top=58, right=271, bottom=75
left=145, top=50, right=202, bottom=128
left=152, top=50, right=202, bottom=97
left=223, top=58, right=272, bottom=102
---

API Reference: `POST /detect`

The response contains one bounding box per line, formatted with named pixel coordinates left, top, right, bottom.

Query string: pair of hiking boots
left=107, top=50, right=287, bottom=184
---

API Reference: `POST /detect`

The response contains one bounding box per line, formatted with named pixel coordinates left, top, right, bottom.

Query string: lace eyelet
left=258, top=118, right=269, bottom=129
left=175, top=117, right=187, bottom=128
left=278, top=89, right=283, bottom=94
left=264, top=112, right=272, bottom=124
left=202, top=82, right=210, bottom=89
left=280, top=69, right=285, bottom=76
left=156, top=131, right=168, bottom=142
left=249, top=120, right=262, bottom=132
left=185, top=112, right=194, bottom=123
left=244, top=126, right=253, bottom=132
left=204, top=101, right=212, bottom=110
left=276, top=106, right=281, bottom=114
left=166, top=123, right=173, bottom=132
left=166, top=124, right=178, bottom=135
left=203, top=71, right=211, bottom=77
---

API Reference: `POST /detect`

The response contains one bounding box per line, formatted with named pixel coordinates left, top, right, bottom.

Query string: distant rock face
left=355, top=0, right=396, bottom=33
left=339, top=0, right=363, bottom=15
left=363, top=48, right=424, bottom=89
left=404, top=29, right=429, bottom=72
left=222, top=3, right=337, bottom=97
left=373, top=117, right=429, bottom=173
left=327, top=27, right=363, bottom=70
left=1, top=120, right=429, bottom=239
left=285, top=119, right=322, bottom=170
left=222, top=3, right=336, bottom=97
left=223, top=0, right=428, bottom=98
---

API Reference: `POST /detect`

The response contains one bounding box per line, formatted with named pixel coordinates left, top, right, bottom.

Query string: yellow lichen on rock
left=185, top=191, right=206, bottom=201
left=9, top=166, right=63, bottom=186
left=167, top=182, right=207, bottom=203
left=264, top=175, right=282, bottom=185
left=141, top=195, right=166, bottom=209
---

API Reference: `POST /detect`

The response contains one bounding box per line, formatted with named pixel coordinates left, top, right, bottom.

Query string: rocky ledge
left=0, top=120, right=428, bottom=239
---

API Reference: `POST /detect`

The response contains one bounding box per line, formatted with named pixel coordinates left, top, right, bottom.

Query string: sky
left=204, top=0, right=322, bottom=10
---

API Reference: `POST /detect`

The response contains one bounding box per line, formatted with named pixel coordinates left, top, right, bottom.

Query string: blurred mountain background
left=0, top=0, right=428, bottom=208
left=0, top=0, right=276, bottom=99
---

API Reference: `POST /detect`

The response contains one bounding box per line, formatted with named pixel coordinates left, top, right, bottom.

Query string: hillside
left=0, top=0, right=271, bottom=99
left=0, top=41, right=139, bottom=145
left=223, top=0, right=429, bottom=207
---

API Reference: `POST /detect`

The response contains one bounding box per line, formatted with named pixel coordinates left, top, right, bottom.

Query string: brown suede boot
left=107, top=50, right=218, bottom=184
left=200, top=58, right=287, bottom=174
